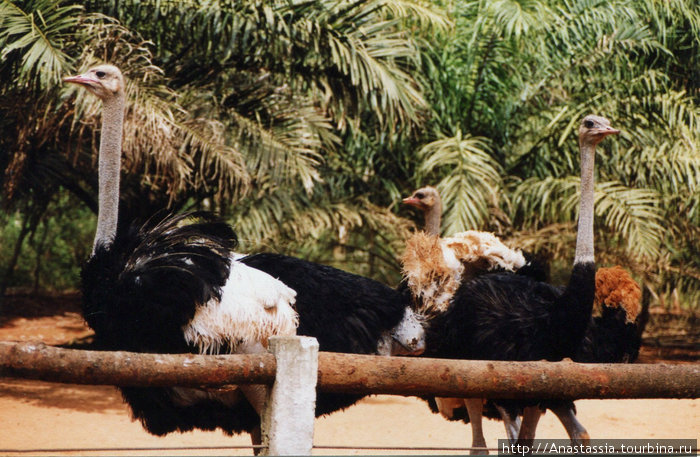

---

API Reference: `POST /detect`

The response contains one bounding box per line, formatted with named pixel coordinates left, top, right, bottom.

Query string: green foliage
left=0, top=191, right=93, bottom=291
left=416, top=132, right=501, bottom=234
left=413, top=0, right=700, bottom=309
left=0, top=0, right=80, bottom=88
left=0, top=0, right=698, bottom=311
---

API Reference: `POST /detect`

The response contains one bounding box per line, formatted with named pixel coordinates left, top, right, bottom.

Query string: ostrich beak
left=597, top=126, right=620, bottom=136
left=402, top=196, right=420, bottom=208
left=63, top=73, right=98, bottom=88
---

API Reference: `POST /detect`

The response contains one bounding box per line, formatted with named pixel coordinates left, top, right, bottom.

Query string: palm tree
left=76, top=0, right=447, bottom=279
left=2, top=0, right=698, bottom=308
left=410, top=0, right=699, bottom=308
left=0, top=0, right=447, bottom=290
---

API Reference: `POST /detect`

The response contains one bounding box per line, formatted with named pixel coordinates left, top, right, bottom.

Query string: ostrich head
left=64, top=64, right=125, bottom=101
left=578, top=114, right=619, bottom=147
left=403, top=186, right=442, bottom=237
left=403, top=186, right=441, bottom=213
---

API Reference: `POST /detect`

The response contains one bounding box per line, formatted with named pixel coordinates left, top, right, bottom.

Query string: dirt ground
left=1, top=294, right=698, bottom=456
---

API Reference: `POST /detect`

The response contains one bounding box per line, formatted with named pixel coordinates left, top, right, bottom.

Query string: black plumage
left=424, top=275, right=642, bottom=437
left=425, top=262, right=595, bottom=363
left=95, top=250, right=422, bottom=437
left=424, top=265, right=640, bottom=366
left=538, top=305, right=642, bottom=418
left=241, top=252, right=416, bottom=415
left=80, top=211, right=262, bottom=436
left=516, top=251, right=550, bottom=283
left=119, top=386, right=259, bottom=436
left=414, top=261, right=596, bottom=448
left=577, top=306, right=641, bottom=364
left=81, top=211, right=237, bottom=354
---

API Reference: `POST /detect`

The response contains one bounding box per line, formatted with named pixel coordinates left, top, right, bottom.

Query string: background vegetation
left=1, top=0, right=698, bottom=312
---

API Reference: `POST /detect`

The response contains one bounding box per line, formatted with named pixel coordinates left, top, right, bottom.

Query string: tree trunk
left=0, top=200, right=48, bottom=314
left=31, top=219, right=51, bottom=293
left=0, top=214, right=32, bottom=305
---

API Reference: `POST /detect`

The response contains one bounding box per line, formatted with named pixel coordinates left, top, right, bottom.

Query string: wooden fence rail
left=1, top=341, right=698, bottom=399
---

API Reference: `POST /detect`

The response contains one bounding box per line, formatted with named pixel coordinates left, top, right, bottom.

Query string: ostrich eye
left=95, top=71, right=106, bottom=78
left=584, top=120, right=595, bottom=129
left=415, top=192, right=424, bottom=199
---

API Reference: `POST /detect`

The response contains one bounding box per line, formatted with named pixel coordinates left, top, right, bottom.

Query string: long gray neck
left=574, top=142, right=595, bottom=264
left=425, top=204, right=442, bottom=236
left=92, top=94, right=125, bottom=254
left=424, top=203, right=442, bottom=236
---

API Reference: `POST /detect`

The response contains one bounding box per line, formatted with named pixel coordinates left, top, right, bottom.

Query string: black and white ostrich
left=402, top=115, right=620, bottom=453
left=67, top=64, right=424, bottom=446
left=67, top=64, right=299, bottom=427
left=240, top=252, right=425, bottom=415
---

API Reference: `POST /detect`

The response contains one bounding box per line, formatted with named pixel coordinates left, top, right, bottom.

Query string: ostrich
left=404, top=115, right=619, bottom=453
left=66, top=64, right=299, bottom=423
left=66, top=64, right=424, bottom=446
left=402, top=185, right=538, bottom=449
left=239, top=252, right=426, bottom=416
left=403, top=187, right=643, bottom=449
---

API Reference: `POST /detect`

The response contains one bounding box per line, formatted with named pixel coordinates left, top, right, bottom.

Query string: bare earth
left=1, top=295, right=698, bottom=456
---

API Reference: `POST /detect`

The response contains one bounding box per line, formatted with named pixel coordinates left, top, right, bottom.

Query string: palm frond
left=379, top=0, right=452, bottom=32
left=512, top=176, right=664, bottom=259
left=225, top=78, right=334, bottom=193
left=417, top=132, right=502, bottom=233
left=484, top=0, right=553, bottom=39
left=60, top=17, right=251, bottom=204
left=0, top=0, right=81, bottom=88
left=84, top=0, right=434, bottom=131
left=593, top=181, right=663, bottom=259
left=232, top=188, right=365, bottom=251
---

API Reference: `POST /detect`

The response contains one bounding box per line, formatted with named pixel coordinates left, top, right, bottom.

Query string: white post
left=261, top=336, right=319, bottom=456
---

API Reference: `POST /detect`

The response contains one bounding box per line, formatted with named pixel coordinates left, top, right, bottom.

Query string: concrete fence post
left=261, top=336, right=319, bottom=456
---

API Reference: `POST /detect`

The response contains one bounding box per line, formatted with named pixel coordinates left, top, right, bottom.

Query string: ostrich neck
left=574, top=143, right=595, bottom=264
left=92, top=94, right=125, bottom=254
left=424, top=204, right=442, bottom=236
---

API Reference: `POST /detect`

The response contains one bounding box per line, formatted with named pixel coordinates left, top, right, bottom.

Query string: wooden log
left=0, top=341, right=276, bottom=387
left=1, top=342, right=698, bottom=399
left=317, top=352, right=700, bottom=399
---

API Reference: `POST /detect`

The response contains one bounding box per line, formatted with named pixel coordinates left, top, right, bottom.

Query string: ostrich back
left=241, top=253, right=408, bottom=354
left=241, top=252, right=410, bottom=415
left=426, top=262, right=595, bottom=362
left=80, top=211, right=237, bottom=353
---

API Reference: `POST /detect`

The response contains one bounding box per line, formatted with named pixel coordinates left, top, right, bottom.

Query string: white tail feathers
left=184, top=258, right=299, bottom=354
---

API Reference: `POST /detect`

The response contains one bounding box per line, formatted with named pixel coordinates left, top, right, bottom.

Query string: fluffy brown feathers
left=402, top=230, right=526, bottom=317
left=594, top=265, right=641, bottom=322
left=402, top=232, right=462, bottom=316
